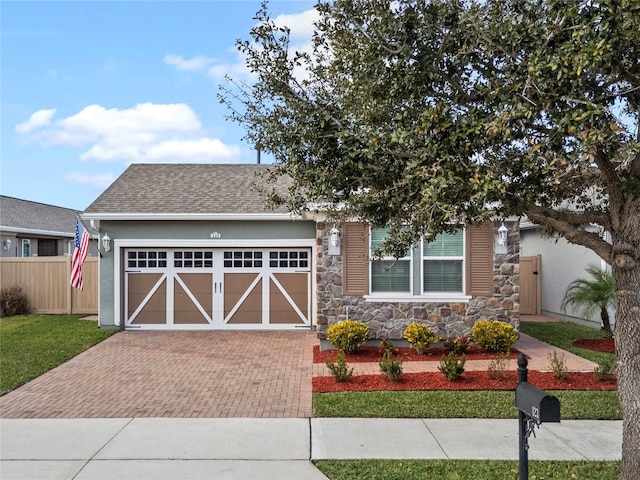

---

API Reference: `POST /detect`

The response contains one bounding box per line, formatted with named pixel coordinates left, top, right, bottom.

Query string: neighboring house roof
left=0, top=196, right=77, bottom=237
left=83, top=164, right=296, bottom=220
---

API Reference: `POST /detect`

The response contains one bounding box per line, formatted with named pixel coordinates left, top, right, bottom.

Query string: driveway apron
left=0, top=331, right=317, bottom=418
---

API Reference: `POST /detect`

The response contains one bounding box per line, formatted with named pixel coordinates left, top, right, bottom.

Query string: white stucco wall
left=520, top=227, right=610, bottom=327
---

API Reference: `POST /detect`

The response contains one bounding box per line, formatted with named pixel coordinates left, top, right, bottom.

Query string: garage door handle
left=214, top=282, right=223, bottom=293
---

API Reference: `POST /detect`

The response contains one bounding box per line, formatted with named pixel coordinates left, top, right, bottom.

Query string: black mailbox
left=515, top=382, right=560, bottom=423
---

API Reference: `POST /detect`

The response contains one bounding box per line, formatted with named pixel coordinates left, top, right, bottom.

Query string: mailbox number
left=531, top=406, right=539, bottom=420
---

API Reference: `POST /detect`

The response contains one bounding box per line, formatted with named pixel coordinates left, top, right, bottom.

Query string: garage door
left=124, top=248, right=312, bottom=330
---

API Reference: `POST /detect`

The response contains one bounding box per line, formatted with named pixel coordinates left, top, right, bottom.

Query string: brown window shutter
left=466, top=222, right=494, bottom=296
left=343, top=222, right=369, bottom=295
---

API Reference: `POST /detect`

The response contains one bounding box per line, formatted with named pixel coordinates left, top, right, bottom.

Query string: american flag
left=70, top=219, right=90, bottom=291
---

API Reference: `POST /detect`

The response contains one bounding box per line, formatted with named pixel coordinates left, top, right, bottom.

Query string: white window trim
left=369, top=227, right=413, bottom=295
left=367, top=227, right=470, bottom=302
left=22, top=239, right=30, bottom=257
left=364, top=293, right=472, bottom=303
left=420, top=229, right=466, bottom=295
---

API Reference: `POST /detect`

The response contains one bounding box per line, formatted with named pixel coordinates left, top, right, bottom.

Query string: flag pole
left=75, top=212, right=102, bottom=258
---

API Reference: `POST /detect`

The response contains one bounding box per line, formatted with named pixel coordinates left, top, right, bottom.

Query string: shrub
left=379, top=354, right=403, bottom=382
left=438, top=352, right=466, bottom=380
left=0, top=285, right=32, bottom=318
left=403, top=322, right=440, bottom=354
left=594, top=357, right=617, bottom=383
left=326, top=320, right=369, bottom=354
left=444, top=337, right=471, bottom=355
left=487, top=354, right=510, bottom=380
left=547, top=351, right=569, bottom=380
left=325, top=352, right=354, bottom=382
left=472, top=320, right=518, bottom=354
left=380, top=338, right=397, bottom=357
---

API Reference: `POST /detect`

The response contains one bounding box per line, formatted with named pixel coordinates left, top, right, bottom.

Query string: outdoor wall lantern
left=498, top=223, right=509, bottom=246
left=328, top=226, right=341, bottom=256
left=102, top=233, right=111, bottom=253
left=495, top=222, right=509, bottom=254
left=3, top=239, right=11, bottom=250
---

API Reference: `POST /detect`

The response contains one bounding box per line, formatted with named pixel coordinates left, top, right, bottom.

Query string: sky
left=1, top=0, right=317, bottom=211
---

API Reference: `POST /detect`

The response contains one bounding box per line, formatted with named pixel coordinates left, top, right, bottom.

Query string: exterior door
left=38, top=239, right=57, bottom=256
left=124, top=248, right=311, bottom=329
left=520, top=255, right=541, bottom=315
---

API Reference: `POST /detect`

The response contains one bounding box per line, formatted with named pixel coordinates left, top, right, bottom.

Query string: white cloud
left=198, top=7, right=319, bottom=82
left=16, top=103, right=243, bottom=164
left=272, top=8, right=319, bottom=41
left=15, top=108, right=56, bottom=133
left=64, top=172, right=117, bottom=188
left=163, top=54, right=216, bottom=71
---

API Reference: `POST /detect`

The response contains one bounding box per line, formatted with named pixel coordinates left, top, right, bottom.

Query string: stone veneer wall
left=315, top=221, right=520, bottom=340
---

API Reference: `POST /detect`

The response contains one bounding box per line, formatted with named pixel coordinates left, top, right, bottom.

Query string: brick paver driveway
left=0, top=331, right=317, bottom=418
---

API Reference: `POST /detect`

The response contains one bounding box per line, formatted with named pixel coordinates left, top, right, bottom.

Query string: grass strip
left=313, top=390, right=621, bottom=419
left=520, top=321, right=616, bottom=365
left=314, top=459, right=620, bottom=480
left=0, top=314, right=115, bottom=393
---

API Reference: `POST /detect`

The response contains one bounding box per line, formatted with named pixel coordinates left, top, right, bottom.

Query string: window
left=269, top=250, right=309, bottom=269
left=224, top=251, right=263, bottom=268
left=368, top=227, right=465, bottom=297
left=174, top=251, right=213, bottom=268
left=422, top=230, right=464, bottom=293
left=22, top=239, right=30, bottom=257
left=370, top=228, right=411, bottom=293
left=127, top=250, right=168, bottom=269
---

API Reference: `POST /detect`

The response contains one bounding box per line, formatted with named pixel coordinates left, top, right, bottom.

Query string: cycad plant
left=561, top=265, right=615, bottom=338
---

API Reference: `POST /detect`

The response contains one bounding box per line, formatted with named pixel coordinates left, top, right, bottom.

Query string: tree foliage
left=220, top=2, right=640, bottom=476
left=222, top=0, right=639, bottom=258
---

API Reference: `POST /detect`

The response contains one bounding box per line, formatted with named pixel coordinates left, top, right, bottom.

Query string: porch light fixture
left=102, top=233, right=111, bottom=252
left=498, top=223, right=509, bottom=247
left=328, top=226, right=341, bottom=255
left=3, top=239, right=11, bottom=250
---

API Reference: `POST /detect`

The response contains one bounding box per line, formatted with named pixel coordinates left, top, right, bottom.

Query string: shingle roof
left=0, top=196, right=78, bottom=235
left=84, top=164, right=292, bottom=215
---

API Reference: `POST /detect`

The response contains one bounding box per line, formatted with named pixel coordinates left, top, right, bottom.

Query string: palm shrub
left=561, top=265, right=615, bottom=338
left=326, top=320, right=369, bottom=354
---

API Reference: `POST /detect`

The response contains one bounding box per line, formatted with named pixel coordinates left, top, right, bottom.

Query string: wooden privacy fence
left=0, top=256, right=98, bottom=314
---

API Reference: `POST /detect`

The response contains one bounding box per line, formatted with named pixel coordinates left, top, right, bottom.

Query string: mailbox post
left=516, top=353, right=560, bottom=480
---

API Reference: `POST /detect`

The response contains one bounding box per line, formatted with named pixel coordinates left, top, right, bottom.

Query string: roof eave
left=80, top=212, right=304, bottom=222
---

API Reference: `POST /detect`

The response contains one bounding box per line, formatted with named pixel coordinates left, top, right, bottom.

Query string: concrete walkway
left=0, top=417, right=622, bottom=479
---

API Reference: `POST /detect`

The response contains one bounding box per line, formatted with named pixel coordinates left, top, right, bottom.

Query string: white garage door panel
left=124, top=248, right=311, bottom=330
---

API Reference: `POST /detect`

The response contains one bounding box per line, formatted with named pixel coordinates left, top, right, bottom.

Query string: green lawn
left=520, top=320, right=616, bottom=365
left=313, top=389, right=621, bottom=419
left=0, top=314, right=116, bottom=393
left=315, top=459, right=620, bottom=480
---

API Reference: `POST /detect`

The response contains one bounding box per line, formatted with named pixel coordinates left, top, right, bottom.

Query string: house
left=519, top=219, right=612, bottom=328
left=83, top=163, right=520, bottom=337
left=0, top=195, right=98, bottom=258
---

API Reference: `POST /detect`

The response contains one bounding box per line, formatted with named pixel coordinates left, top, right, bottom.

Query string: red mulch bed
left=314, top=345, right=520, bottom=363
left=574, top=338, right=615, bottom=353
left=313, top=371, right=617, bottom=393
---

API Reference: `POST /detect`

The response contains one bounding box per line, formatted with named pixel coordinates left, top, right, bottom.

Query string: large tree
left=220, top=1, right=640, bottom=476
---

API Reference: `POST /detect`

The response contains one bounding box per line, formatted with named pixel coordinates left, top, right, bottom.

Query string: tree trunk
left=612, top=248, right=640, bottom=479
left=600, top=308, right=613, bottom=338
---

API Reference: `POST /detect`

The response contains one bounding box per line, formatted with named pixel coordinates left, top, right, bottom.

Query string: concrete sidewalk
left=1, top=417, right=622, bottom=480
